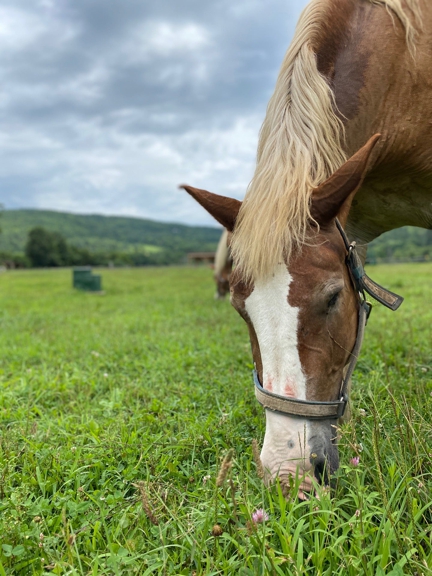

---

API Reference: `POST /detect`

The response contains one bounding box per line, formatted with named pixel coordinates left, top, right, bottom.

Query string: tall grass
left=0, top=265, right=431, bottom=575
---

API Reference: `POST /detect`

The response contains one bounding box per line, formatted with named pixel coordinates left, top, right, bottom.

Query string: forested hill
left=1, top=208, right=431, bottom=264
left=0, top=209, right=222, bottom=254
left=366, top=226, right=432, bottom=262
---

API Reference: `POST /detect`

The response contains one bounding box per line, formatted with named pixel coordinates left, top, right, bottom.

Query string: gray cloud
left=0, top=0, right=309, bottom=226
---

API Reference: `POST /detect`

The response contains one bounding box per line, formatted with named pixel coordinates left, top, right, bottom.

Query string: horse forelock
left=230, top=0, right=420, bottom=282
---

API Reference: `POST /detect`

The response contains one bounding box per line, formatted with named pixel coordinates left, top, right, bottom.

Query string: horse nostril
left=311, top=452, right=329, bottom=484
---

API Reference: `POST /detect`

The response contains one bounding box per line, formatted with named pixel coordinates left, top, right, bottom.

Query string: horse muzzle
left=260, top=412, right=339, bottom=497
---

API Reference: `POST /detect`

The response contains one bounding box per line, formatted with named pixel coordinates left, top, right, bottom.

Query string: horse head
left=180, top=135, right=401, bottom=497
left=215, top=273, right=231, bottom=300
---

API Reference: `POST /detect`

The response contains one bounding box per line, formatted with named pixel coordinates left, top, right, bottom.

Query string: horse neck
left=330, top=2, right=431, bottom=169
left=323, top=1, right=432, bottom=244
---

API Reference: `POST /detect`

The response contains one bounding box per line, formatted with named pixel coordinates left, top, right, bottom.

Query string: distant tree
left=25, top=227, right=54, bottom=267
left=25, top=227, right=71, bottom=267
left=52, top=232, right=70, bottom=265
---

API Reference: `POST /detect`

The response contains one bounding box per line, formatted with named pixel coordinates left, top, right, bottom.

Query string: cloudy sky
left=0, top=0, right=309, bottom=226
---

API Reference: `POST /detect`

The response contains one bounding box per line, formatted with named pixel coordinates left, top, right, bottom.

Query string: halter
left=253, top=219, right=404, bottom=420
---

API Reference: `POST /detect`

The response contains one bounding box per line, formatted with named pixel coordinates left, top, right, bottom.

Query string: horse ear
left=310, top=134, right=380, bottom=226
left=179, top=184, right=241, bottom=232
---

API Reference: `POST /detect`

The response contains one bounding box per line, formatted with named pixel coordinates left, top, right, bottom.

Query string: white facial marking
left=245, top=264, right=306, bottom=399
left=245, top=265, right=312, bottom=487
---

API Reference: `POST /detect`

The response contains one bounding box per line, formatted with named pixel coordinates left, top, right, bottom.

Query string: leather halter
left=253, top=219, right=404, bottom=420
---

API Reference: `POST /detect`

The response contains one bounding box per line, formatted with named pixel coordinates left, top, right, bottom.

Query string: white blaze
left=245, top=264, right=313, bottom=488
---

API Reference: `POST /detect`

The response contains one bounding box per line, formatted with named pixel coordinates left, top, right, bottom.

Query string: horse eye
left=327, top=292, right=340, bottom=309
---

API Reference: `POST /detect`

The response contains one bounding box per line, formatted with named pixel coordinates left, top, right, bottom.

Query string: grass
left=0, top=264, right=431, bottom=575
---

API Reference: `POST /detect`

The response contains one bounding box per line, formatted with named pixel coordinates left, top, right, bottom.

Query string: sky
left=0, top=0, right=309, bottom=227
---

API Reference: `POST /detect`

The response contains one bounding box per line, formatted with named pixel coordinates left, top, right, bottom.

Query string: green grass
left=0, top=264, right=431, bottom=575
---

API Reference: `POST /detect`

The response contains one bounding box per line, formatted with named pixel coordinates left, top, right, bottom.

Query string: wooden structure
left=187, top=252, right=215, bottom=265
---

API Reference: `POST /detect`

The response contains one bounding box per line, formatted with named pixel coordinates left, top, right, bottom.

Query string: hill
left=0, top=208, right=430, bottom=265
left=367, top=226, right=432, bottom=263
left=0, top=209, right=222, bottom=255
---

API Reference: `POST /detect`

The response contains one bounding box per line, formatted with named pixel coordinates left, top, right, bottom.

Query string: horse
left=181, top=0, right=430, bottom=497
left=213, top=229, right=233, bottom=299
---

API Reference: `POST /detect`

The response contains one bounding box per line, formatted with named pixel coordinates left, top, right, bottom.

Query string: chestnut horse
left=214, top=229, right=233, bottom=299
left=181, top=0, right=430, bottom=496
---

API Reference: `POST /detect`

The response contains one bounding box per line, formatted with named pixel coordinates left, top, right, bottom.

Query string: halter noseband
left=253, top=219, right=404, bottom=421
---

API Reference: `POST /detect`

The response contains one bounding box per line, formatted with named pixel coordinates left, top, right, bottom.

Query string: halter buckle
left=337, top=393, right=349, bottom=419
left=364, top=300, right=373, bottom=321
left=338, top=221, right=404, bottom=311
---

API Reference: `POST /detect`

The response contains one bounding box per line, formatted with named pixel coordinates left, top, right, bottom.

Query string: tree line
left=1, top=219, right=431, bottom=269
left=1, top=227, right=185, bottom=268
left=367, top=226, right=432, bottom=263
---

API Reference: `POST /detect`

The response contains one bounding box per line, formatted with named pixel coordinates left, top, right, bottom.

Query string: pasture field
left=0, top=264, right=431, bottom=575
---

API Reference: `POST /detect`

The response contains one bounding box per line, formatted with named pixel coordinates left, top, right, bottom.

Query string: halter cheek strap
left=253, top=220, right=403, bottom=421
left=335, top=220, right=403, bottom=311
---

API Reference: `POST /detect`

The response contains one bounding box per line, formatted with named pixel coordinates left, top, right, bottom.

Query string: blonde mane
left=373, top=0, right=420, bottom=49
left=231, top=0, right=420, bottom=281
left=214, top=229, right=230, bottom=277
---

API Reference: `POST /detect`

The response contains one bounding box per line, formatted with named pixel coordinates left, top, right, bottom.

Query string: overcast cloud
left=0, top=0, right=309, bottom=226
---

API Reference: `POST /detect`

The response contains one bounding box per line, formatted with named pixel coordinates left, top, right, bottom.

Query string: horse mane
left=230, top=0, right=420, bottom=281
left=372, top=0, right=420, bottom=50
left=214, top=229, right=230, bottom=277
